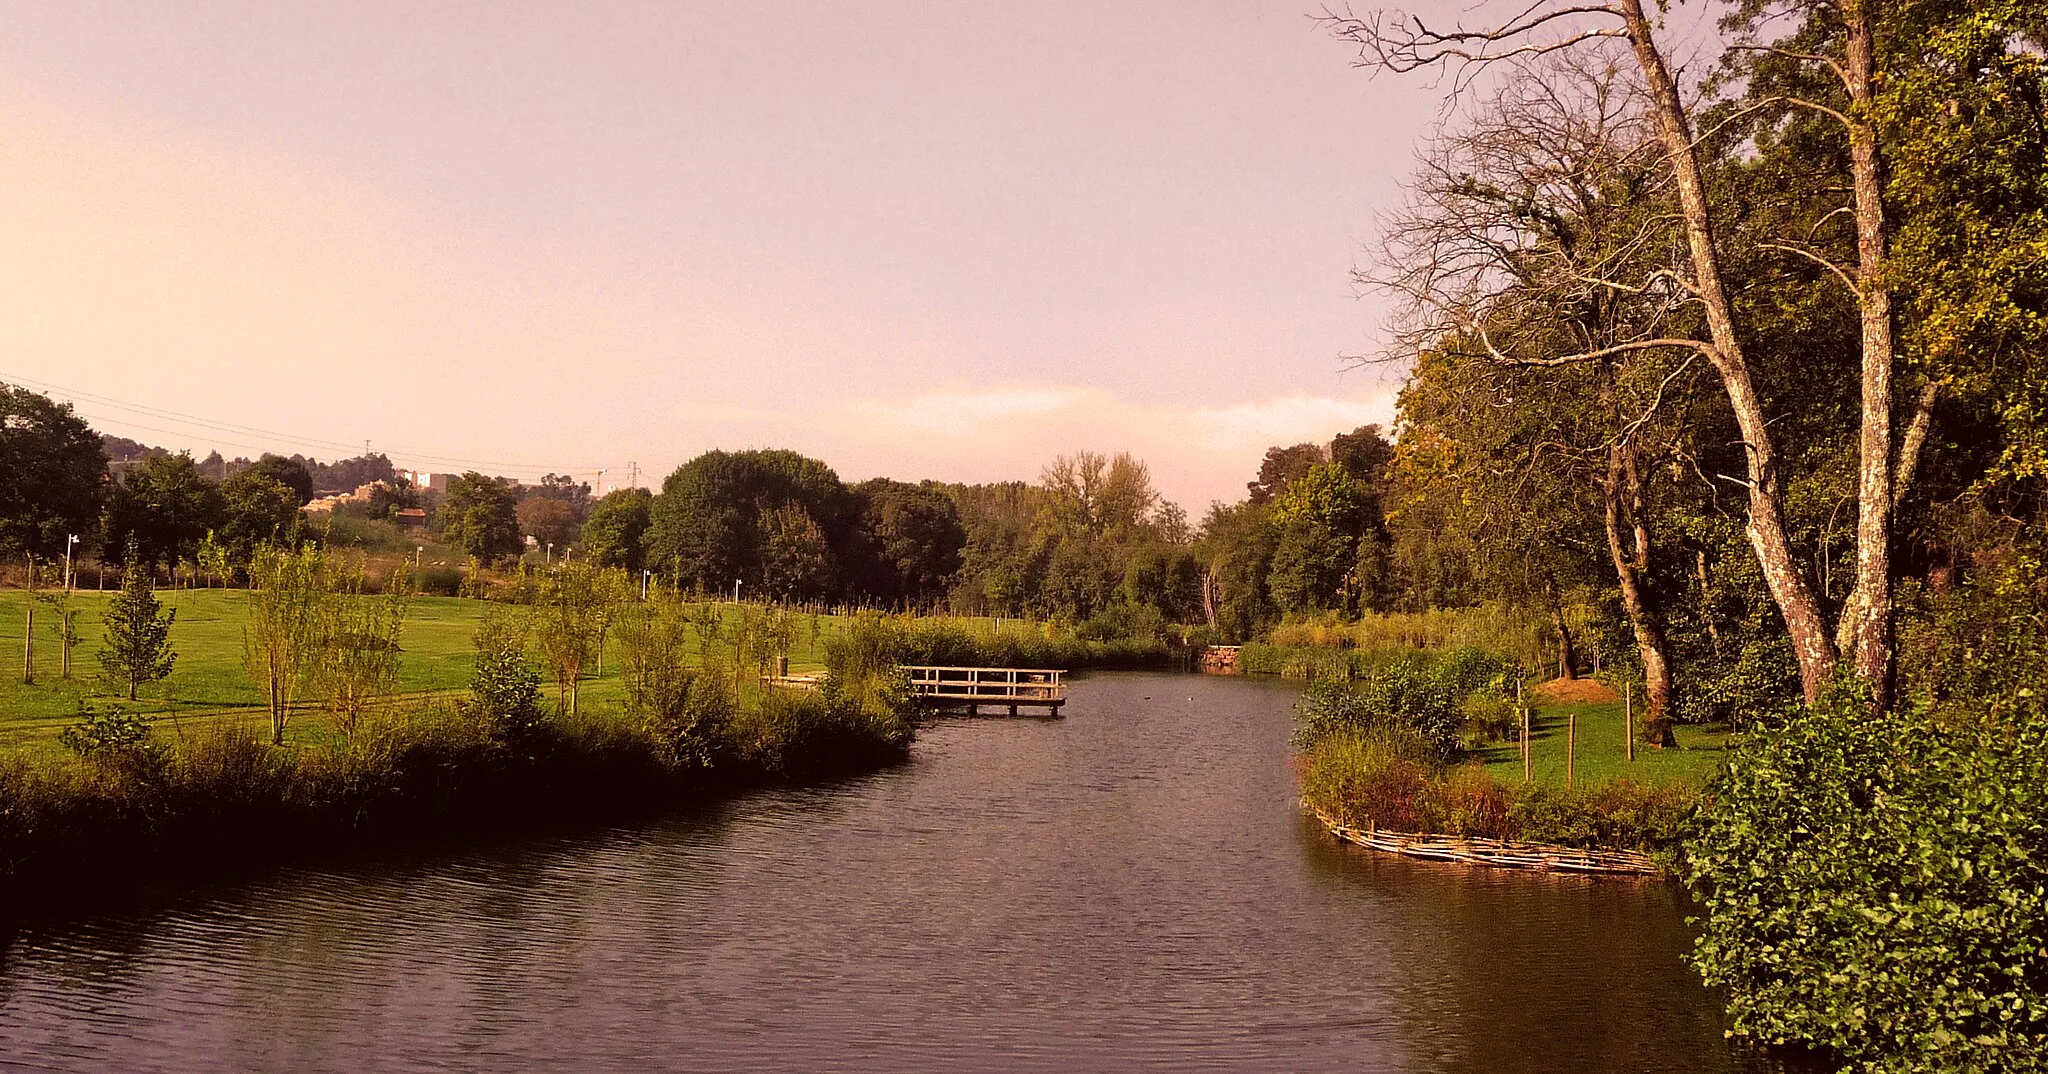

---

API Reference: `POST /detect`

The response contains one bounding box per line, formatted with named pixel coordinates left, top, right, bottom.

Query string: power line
left=2, top=369, right=618, bottom=478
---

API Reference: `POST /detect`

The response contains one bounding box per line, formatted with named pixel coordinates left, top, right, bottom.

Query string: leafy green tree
left=616, top=590, right=730, bottom=767
left=98, top=543, right=176, bottom=700
left=216, top=471, right=302, bottom=567
left=941, top=480, right=1052, bottom=616
left=517, top=496, right=580, bottom=553
left=1246, top=443, right=1327, bottom=505
left=102, top=453, right=223, bottom=573
left=243, top=543, right=325, bottom=745
left=758, top=503, right=834, bottom=601
left=0, top=385, right=107, bottom=561
left=436, top=472, right=523, bottom=565
left=1265, top=462, right=1378, bottom=613
left=854, top=478, right=965, bottom=606
left=1194, top=500, right=1278, bottom=640
left=1039, top=451, right=1160, bottom=542
left=242, top=453, right=314, bottom=505
left=317, top=560, right=409, bottom=740
left=1118, top=544, right=1203, bottom=623
left=581, top=487, right=652, bottom=571
left=362, top=481, right=419, bottom=520
left=1329, top=425, right=1394, bottom=485
left=645, top=449, right=857, bottom=595
left=531, top=562, right=622, bottom=716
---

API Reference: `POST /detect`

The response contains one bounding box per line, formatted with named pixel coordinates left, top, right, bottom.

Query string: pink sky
left=0, top=2, right=1464, bottom=508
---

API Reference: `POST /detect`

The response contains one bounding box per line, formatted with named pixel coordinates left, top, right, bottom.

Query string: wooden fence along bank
left=1312, top=809, right=1660, bottom=877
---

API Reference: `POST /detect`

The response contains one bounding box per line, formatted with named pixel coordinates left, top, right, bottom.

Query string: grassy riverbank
left=0, top=607, right=923, bottom=900
left=0, top=590, right=1172, bottom=754
left=1471, top=681, right=1730, bottom=790
left=1284, top=650, right=1720, bottom=855
left=0, top=584, right=1185, bottom=897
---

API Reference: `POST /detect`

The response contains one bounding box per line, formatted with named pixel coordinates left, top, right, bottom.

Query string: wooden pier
left=905, top=666, right=1067, bottom=716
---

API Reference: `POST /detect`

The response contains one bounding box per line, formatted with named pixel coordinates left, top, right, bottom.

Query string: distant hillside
left=96, top=433, right=400, bottom=493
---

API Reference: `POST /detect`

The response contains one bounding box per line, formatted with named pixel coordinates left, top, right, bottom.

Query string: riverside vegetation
left=4, top=5, right=2046, bottom=1053
left=0, top=551, right=962, bottom=898
left=1287, top=641, right=1700, bottom=857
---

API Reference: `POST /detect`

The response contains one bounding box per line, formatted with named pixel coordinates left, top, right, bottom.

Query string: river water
left=0, top=672, right=1754, bottom=1072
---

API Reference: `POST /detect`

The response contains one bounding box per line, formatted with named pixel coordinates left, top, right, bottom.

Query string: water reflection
left=0, top=673, right=1753, bottom=1072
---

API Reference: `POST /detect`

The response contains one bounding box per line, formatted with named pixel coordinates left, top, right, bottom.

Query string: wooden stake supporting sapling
left=1625, top=674, right=1635, bottom=762
left=1522, top=702, right=1532, bottom=784
left=1567, top=712, right=1577, bottom=789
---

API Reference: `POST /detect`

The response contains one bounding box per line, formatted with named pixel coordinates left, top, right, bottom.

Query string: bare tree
left=1372, top=51, right=1691, bottom=737
left=1328, top=0, right=1919, bottom=705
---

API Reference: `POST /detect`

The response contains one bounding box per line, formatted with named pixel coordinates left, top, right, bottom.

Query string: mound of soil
left=1532, top=677, right=1619, bottom=704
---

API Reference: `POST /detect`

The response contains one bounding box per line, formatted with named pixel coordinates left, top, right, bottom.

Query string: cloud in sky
left=670, top=385, right=1398, bottom=508
left=0, top=4, right=1432, bottom=510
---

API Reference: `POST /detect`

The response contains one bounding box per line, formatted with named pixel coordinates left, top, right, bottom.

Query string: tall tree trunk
left=1618, top=0, right=1838, bottom=703
left=1201, top=567, right=1219, bottom=629
left=1834, top=0, right=1897, bottom=709
left=1603, top=442, right=1678, bottom=747
left=1544, top=574, right=1577, bottom=680
left=1694, top=547, right=1724, bottom=660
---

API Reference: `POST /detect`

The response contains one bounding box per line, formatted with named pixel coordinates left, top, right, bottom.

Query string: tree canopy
left=0, top=385, right=106, bottom=560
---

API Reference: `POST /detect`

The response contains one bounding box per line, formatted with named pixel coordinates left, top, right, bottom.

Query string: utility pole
left=628, top=461, right=638, bottom=489
left=733, top=578, right=742, bottom=603
left=63, top=534, right=77, bottom=593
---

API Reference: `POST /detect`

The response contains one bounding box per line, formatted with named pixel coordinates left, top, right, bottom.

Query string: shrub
left=416, top=565, right=464, bottom=597
left=638, top=669, right=734, bottom=771
left=57, top=701, right=154, bottom=757
left=1461, top=694, right=1519, bottom=742
left=1267, top=605, right=1555, bottom=668
left=1684, top=688, right=2048, bottom=1072
left=465, top=611, right=545, bottom=743
left=900, top=619, right=976, bottom=666
left=1292, top=652, right=1491, bottom=761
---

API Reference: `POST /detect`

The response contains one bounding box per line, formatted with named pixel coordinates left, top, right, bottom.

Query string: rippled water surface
left=0, top=673, right=1753, bottom=1072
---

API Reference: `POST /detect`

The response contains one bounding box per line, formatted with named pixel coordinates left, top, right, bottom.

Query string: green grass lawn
left=0, top=589, right=872, bottom=754
left=1471, top=697, right=1732, bottom=789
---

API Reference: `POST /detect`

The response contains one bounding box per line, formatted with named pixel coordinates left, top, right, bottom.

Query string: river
left=0, top=672, right=1754, bottom=1072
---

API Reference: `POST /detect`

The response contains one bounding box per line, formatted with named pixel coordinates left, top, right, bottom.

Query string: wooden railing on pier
left=905, top=666, right=1066, bottom=716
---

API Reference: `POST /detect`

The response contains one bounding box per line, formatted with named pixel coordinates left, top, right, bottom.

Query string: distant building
left=393, top=508, right=427, bottom=530
left=400, top=470, right=454, bottom=494
left=304, top=481, right=393, bottom=514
